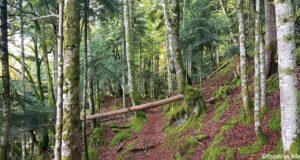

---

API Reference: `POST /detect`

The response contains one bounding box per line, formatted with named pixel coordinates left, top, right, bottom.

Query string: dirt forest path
left=99, top=104, right=174, bottom=159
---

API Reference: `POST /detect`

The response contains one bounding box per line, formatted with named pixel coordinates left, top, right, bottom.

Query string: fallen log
left=86, top=94, right=184, bottom=120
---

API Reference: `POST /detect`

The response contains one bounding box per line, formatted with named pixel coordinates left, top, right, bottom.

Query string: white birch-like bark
left=260, top=31, right=266, bottom=109
left=54, top=0, right=64, bottom=159
left=254, top=0, right=261, bottom=135
left=237, top=0, right=250, bottom=117
left=124, top=0, right=138, bottom=106
left=275, top=0, right=299, bottom=154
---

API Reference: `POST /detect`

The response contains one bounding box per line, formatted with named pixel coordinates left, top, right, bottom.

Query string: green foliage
left=213, top=102, right=230, bottom=122
left=268, top=110, right=281, bottom=131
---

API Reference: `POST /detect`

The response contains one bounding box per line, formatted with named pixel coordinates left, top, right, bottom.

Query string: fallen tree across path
left=85, top=94, right=184, bottom=120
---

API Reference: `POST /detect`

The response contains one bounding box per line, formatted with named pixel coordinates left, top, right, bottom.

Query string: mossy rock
left=183, top=85, right=206, bottom=116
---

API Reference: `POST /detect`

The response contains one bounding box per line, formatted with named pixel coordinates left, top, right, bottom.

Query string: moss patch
left=203, top=133, right=235, bottom=160
left=238, top=134, right=267, bottom=155
left=268, top=110, right=281, bottom=131
left=213, top=102, right=230, bottom=122
left=111, top=116, right=146, bottom=146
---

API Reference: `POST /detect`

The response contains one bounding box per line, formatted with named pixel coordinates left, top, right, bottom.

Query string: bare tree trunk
left=61, top=0, right=82, bottom=159
left=54, top=0, right=64, bottom=159
left=275, top=0, right=299, bottom=155
left=0, top=0, right=11, bottom=159
left=86, top=95, right=184, bottom=120
left=124, top=0, right=139, bottom=106
left=237, top=0, right=250, bottom=118
left=254, top=0, right=261, bottom=136
left=264, top=0, right=277, bottom=77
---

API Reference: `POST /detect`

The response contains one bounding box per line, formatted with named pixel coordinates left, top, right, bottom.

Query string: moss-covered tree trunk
left=54, top=0, right=64, bottom=159
left=162, top=0, right=186, bottom=91
left=237, top=0, right=250, bottom=118
left=32, top=37, right=45, bottom=101
left=275, top=0, right=299, bottom=156
left=0, top=0, right=11, bottom=159
left=61, top=0, right=82, bottom=159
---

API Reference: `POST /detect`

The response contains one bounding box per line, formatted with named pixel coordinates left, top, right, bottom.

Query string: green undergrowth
left=266, top=74, right=279, bottom=93
left=88, top=127, right=104, bottom=160
left=213, top=101, right=230, bottom=122
left=163, top=113, right=205, bottom=158
left=111, top=116, right=146, bottom=145
left=268, top=109, right=281, bottom=131
left=213, top=77, right=240, bottom=99
left=238, top=131, right=268, bottom=155
left=203, top=112, right=248, bottom=159
left=203, top=131, right=235, bottom=160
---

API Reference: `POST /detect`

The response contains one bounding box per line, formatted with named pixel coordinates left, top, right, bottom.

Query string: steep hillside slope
left=94, top=57, right=297, bottom=160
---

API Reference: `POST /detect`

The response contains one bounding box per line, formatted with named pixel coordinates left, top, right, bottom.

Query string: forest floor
left=96, top=59, right=300, bottom=160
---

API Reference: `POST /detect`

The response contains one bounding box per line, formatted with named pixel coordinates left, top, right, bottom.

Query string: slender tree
left=275, top=0, right=299, bottom=155
left=254, top=0, right=262, bottom=135
left=0, top=0, right=11, bottom=159
left=61, top=0, right=82, bottom=159
left=237, top=0, right=250, bottom=118
left=54, top=0, right=64, bottom=159
left=124, top=0, right=139, bottom=106
left=264, top=0, right=277, bottom=77
left=83, top=0, right=90, bottom=159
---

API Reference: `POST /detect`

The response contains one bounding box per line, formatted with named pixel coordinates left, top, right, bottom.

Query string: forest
left=0, top=0, right=300, bottom=159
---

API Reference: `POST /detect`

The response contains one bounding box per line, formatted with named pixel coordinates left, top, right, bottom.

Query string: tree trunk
left=40, top=23, right=56, bottom=108
left=264, top=0, right=277, bottom=77
left=254, top=0, right=261, bottom=136
left=86, top=95, right=184, bottom=120
left=237, top=0, right=250, bottom=118
left=61, top=0, right=82, bottom=159
left=83, top=0, right=90, bottom=159
left=275, top=0, right=299, bottom=155
left=161, top=0, right=186, bottom=91
left=54, top=0, right=64, bottom=159
left=33, top=37, right=45, bottom=102
left=124, top=0, right=139, bottom=106
left=0, top=0, right=11, bottom=159
left=259, top=24, right=267, bottom=109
